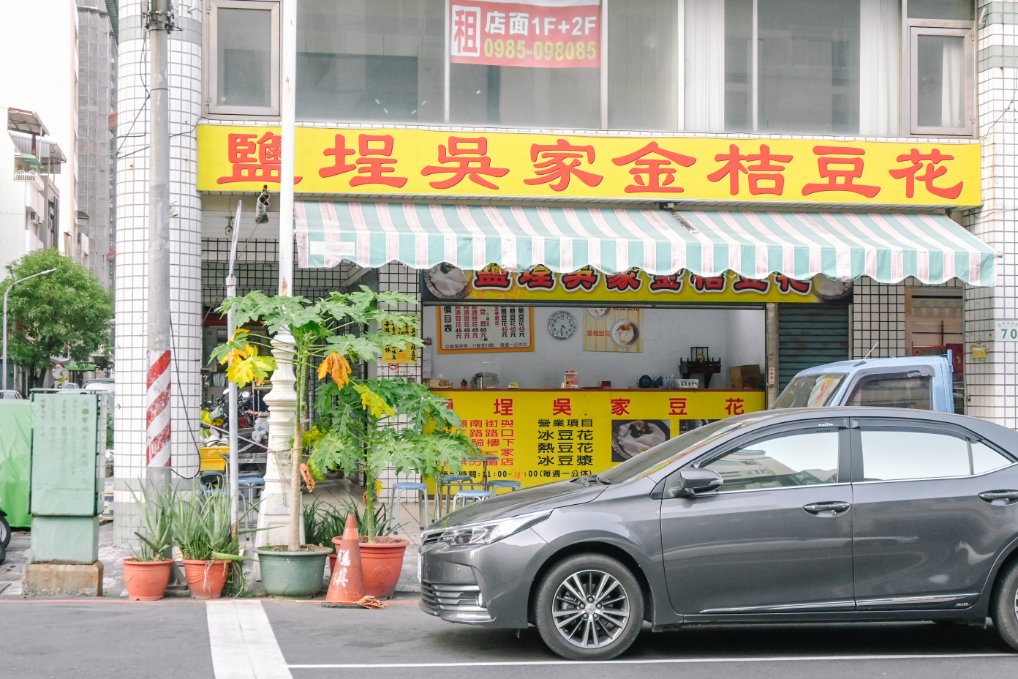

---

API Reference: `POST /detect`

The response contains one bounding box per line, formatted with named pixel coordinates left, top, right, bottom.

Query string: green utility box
left=0, top=401, right=33, bottom=527
left=29, top=392, right=103, bottom=563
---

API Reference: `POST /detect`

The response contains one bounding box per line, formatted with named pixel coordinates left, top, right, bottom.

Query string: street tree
left=2, top=248, right=113, bottom=388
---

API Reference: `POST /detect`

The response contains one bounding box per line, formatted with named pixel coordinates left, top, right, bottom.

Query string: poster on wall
left=583, top=307, right=642, bottom=353
left=380, top=320, right=419, bottom=365
left=450, top=0, right=601, bottom=69
left=436, top=305, right=535, bottom=353
left=433, top=389, right=766, bottom=489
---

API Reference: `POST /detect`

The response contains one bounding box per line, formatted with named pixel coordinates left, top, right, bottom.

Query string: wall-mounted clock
left=547, top=310, right=578, bottom=340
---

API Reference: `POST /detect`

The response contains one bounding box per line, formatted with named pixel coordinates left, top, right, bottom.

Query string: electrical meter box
left=29, top=391, right=103, bottom=563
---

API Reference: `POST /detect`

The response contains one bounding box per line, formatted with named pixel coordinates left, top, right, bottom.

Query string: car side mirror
left=664, top=469, right=723, bottom=499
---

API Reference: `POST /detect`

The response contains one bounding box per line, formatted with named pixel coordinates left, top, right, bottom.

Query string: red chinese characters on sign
left=773, top=274, right=811, bottom=295
left=612, top=142, right=696, bottom=194
left=561, top=267, right=599, bottom=291
left=889, top=148, right=963, bottom=199
left=725, top=398, right=745, bottom=416
left=517, top=266, right=556, bottom=290
left=493, top=398, right=514, bottom=416
left=473, top=266, right=513, bottom=290
left=668, top=398, right=688, bottom=416
left=524, top=139, right=603, bottom=191
left=688, top=275, right=727, bottom=292
left=318, top=134, right=408, bottom=188
left=801, top=146, right=880, bottom=198
left=216, top=132, right=303, bottom=185
left=707, top=144, right=793, bottom=196
left=732, top=276, right=770, bottom=293
left=552, top=398, right=572, bottom=416
left=605, top=269, right=642, bottom=292
left=422, top=137, right=509, bottom=190
left=649, top=275, right=683, bottom=292
left=610, top=399, right=631, bottom=416
left=449, top=1, right=601, bottom=69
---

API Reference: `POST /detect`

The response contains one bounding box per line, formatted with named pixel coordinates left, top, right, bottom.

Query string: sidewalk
left=0, top=476, right=426, bottom=599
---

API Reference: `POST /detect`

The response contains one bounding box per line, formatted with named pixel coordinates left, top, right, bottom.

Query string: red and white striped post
left=146, top=349, right=172, bottom=467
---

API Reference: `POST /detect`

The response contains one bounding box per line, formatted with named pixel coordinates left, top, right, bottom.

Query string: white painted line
left=289, top=652, right=1017, bottom=669
left=207, top=600, right=292, bottom=679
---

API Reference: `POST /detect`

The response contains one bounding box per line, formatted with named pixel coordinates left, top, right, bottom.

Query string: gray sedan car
left=419, top=407, right=1018, bottom=660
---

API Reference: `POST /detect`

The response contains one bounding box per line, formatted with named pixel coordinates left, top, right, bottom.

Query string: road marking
left=207, top=600, right=292, bottom=679
left=289, top=652, right=1017, bottom=669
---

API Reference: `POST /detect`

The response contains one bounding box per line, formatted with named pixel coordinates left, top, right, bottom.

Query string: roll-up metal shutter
left=778, top=303, right=850, bottom=390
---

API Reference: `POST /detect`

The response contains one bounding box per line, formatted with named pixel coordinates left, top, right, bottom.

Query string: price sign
left=996, top=320, right=1018, bottom=341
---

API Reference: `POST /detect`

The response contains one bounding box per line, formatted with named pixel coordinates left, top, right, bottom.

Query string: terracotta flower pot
left=182, top=559, right=230, bottom=599
left=358, top=536, right=409, bottom=599
left=123, top=558, right=173, bottom=601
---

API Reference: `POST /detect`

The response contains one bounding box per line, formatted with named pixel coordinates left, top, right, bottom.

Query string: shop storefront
left=197, top=123, right=993, bottom=488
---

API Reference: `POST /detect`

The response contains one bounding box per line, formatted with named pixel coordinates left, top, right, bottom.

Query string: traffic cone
left=323, top=514, right=365, bottom=607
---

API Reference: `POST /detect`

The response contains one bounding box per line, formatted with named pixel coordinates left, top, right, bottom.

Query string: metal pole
left=279, top=0, right=296, bottom=296
left=145, top=0, right=174, bottom=482
left=227, top=201, right=242, bottom=541
left=2, top=268, right=57, bottom=391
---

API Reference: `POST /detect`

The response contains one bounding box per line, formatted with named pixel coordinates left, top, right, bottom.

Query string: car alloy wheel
left=535, top=554, right=644, bottom=660
left=993, top=562, right=1018, bottom=651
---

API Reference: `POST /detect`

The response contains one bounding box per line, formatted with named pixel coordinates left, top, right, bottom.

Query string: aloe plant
left=130, top=485, right=176, bottom=562
left=174, top=491, right=235, bottom=561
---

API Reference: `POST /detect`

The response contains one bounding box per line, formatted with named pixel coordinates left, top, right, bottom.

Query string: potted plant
left=213, top=286, right=476, bottom=598
left=306, top=498, right=395, bottom=578
left=174, top=490, right=238, bottom=599
left=122, top=485, right=176, bottom=601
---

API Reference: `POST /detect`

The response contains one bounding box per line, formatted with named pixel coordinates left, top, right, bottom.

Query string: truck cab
left=773, top=355, right=957, bottom=413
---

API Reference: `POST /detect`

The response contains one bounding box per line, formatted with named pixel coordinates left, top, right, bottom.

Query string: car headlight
left=436, top=510, right=551, bottom=547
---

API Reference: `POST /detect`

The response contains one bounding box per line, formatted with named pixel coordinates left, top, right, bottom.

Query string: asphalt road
left=2, top=595, right=1017, bottom=679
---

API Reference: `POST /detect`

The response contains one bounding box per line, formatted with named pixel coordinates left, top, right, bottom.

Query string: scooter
left=0, top=507, right=10, bottom=565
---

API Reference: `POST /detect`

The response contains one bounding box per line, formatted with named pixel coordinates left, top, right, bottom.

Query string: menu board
left=436, top=305, right=534, bottom=353
left=433, top=389, right=766, bottom=488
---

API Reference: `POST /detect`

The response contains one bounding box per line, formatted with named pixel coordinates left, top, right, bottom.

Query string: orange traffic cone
left=323, top=514, right=365, bottom=607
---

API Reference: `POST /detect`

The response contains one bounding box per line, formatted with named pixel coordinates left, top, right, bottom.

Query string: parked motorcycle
left=0, top=506, right=10, bottom=564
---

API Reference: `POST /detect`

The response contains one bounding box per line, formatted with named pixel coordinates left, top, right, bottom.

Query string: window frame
left=843, top=369, right=934, bottom=409
left=691, top=420, right=851, bottom=494
left=903, top=19, right=974, bottom=136
left=205, top=0, right=281, bottom=118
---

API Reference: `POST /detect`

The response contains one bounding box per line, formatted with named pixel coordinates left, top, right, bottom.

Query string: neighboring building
left=113, top=1, right=1012, bottom=539
left=76, top=0, right=119, bottom=290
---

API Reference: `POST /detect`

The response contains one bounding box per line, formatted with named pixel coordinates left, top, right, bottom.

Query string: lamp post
left=2, top=267, right=57, bottom=391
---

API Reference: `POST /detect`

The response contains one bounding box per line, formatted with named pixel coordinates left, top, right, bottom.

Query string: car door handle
left=802, top=501, right=851, bottom=516
left=978, top=490, right=1018, bottom=506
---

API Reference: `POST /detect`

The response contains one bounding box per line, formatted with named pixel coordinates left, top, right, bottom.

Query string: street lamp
left=2, top=267, right=57, bottom=391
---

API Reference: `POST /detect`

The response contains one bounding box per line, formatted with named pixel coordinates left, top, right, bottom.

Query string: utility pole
left=145, top=0, right=174, bottom=484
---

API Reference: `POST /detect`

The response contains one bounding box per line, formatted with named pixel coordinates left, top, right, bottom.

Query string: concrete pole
left=227, top=202, right=242, bottom=541
left=144, top=0, right=174, bottom=484
left=260, top=0, right=300, bottom=554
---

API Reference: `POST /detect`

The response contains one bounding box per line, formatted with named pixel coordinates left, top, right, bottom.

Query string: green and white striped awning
left=294, top=202, right=996, bottom=286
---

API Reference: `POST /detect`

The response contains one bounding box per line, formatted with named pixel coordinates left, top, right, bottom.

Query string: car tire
left=534, top=553, right=644, bottom=661
left=993, top=561, right=1018, bottom=651
left=0, top=516, right=9, bottom=549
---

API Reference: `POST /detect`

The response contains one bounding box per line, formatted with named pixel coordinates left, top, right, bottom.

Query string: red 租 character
left=801, top=146, right=880, bottom=198
left=524, top=139, right=603, bottom=192
left=612, top=142, right=696, bottom=194
left=216, top=132, right=303, bottom=185
left=319, top=133, right=408, bottom=188
left=889, top=148, right=963, bottom=199
left=707, top=143, right=793, bottom=196
left=421, top=137, right=509, bottom=190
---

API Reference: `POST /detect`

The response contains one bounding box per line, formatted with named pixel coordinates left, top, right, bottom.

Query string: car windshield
left=598, top=415, right=767, bottom=484
left=772, top=373, right=845, bottom=408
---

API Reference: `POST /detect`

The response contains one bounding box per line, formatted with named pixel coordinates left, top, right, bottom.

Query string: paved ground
left=0, top=477, right=427, bottom=599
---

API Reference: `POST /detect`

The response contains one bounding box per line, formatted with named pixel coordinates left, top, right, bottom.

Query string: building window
left=904, top=0, right=973, bottom=135
left=296, top=0, right=443, bottom=122
left=607, top=0, right=678, bottom=130
left=206, top=0, right=279, bottom=116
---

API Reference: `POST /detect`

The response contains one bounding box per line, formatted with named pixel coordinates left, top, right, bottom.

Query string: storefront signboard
left=433, top=388, right=766, bottom=488
left=380, top=320, right=419, bottom=365
left=436, top=305, right=534, bottom=353
left=197, top=124, right=980, bottom=207
left=422, top=265, right=851, bottom=304
left=450, top=0, right=601, bottom=69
